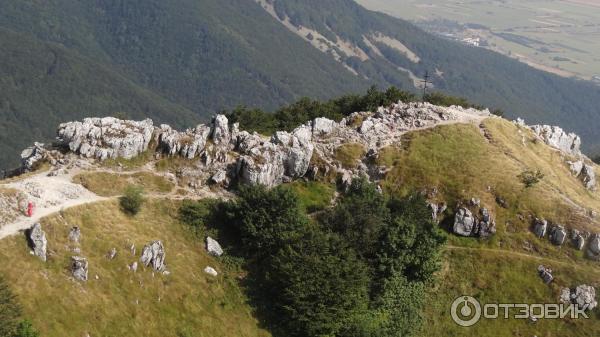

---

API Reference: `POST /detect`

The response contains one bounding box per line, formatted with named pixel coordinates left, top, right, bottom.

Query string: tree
left=518, top=169, right=544, bottom=188
left=119, top=185, right=145, bottom=215
left=269, top=230, right=371, bottom=337
left=221, top=185, right=308, bottom=260
left=378, top=195, right=446, bottom=284
left=322, top=177, right=390, bottom=259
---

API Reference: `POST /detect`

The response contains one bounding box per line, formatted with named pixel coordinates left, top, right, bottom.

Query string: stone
left=204, top=266, right=218, bottom=277
left=533, top=218, right=548, bottom=238
left=210, top=170, right=227, bottom=185
left=530, top=124, right=581, bottom=156
left=549, top=225, right=567, bottom=245
left=211, top=115, right=230, bottom=144
left=478, top=220, right=496, bottom=238
left=428, top=202, right=447, bottom=221
left=20, top=142, right=47, bottom=172
left=453, top=208, right=475, bottom=237
left=237, top=147, right=285, bottom=187
left=107, top=248, right=117, bottom=260
left=573, top=285, right=597, bottom=310
left=68, top=226, right=81, bottom=243
left=28, top=223, right=47, bottom=262
left=572, top=230, right=585, bottom=250
left=129, top=262, right=138, bottom=272
left=559, top=287, right=572, bottom=304
left=140, top=241, right=166, bottom=272
left=312, top=118, right=336, bottom=135
left=567, top=160, right=596, bottom=190
left=587, top=234, right=600, bottom=257
left=57, top=117, right=154, bottom=160
left=470, top=198, right=480, bottom=207
left=537, top=265, right=553, bottom=284
left=206, top=237, right=223, bottom=257
left=71, top=256, right=89, bottom=281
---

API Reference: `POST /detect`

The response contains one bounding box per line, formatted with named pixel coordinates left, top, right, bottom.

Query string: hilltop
left=1, top=97, right=600, bottom=336
left=2, top=0, right=600, bottom=169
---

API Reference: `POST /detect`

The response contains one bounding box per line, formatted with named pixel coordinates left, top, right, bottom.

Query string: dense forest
left=1, top=0, right=599, bottom=169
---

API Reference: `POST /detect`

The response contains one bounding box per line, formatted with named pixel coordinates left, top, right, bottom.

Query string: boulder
left=129, top=261, right=138, bottom=272
left=28, top=223, right=47, bottom=262
left=211, top=115, right=230, bottom=144
left=312, top=118, right=336, bottom=135
left=140, top=241, right=166, bottom=272
left=20, top=142, right=47, bottom=172
left=210, top=170, right=227, bottom=185
left=581, top=164, right=597, bottom=190
left=537, top=265, right=553, bottom=284
left=533, top=218, right=548, bottom=238
left=68, top=226, right=81, bottom=243
left=549, top=225, right=567, bottom=245
left=204, top=266, right=218, bottom=277
left=71, top=256, right=89, bottom=281
left=107, top=248, right=117, bottom=260
left=587, top=234, right=600, bottom=256
left=206, top=237, right=223, bottom=257
left=453, top=208, right=475, bottom=237
left=574, top=285, right=597, bottom=310
left=428, top=202, right=447, bottom=221
left=572, top=230, right=585, bottom=250
left=478, top=220, right=496, bottom=238
left=237, top=146, right=286, bottom=187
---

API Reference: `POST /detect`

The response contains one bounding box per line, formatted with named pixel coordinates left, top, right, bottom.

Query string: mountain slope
left=260, top=0, right=600, bottom=153
left=2, top=0, right=600, bottom=170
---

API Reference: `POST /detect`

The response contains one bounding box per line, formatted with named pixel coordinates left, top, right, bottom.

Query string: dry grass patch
left=0, top=200, right=270, bottom=337
left=334, top=143, right=366, bottom=169
left=73, top=172, right=174, bottom=197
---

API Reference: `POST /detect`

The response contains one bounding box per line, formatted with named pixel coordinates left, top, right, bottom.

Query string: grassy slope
left=0, top=199, right=270, bottom=337
left=375, top=118, right=600, bottom=336
left=73, top=172, right=174, bottom=197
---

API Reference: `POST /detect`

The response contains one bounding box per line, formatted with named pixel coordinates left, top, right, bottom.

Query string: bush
left=119, top=186, right=145, bottom=215
left=518, top=169, right=544, bottom=188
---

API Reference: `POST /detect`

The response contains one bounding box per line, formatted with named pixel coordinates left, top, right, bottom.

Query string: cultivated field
left=357, top=0, right=600, bottom=81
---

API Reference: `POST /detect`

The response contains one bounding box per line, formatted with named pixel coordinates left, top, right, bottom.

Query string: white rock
left=206, top=237, right=223, bottom=257
left=28, top=223, right=47, bottom=262
left=204, top=266, right=218, bottom=277
left=140, top=241, right=166, bottom=272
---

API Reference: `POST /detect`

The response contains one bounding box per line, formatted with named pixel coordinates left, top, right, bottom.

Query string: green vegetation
left=119, top=186, right=145, bottom=215
left=227, top=86, right=414, bottom=135
left=0, top=200, right=270, bottom=337
left=0, top=277, right=39, bottom=337
left=179, top=178, right=445, bottom=336
left=282, top=181, right=335, bottom=213
left=335, top=143, right=367, bottom=169
left=73, top=172, right=174, bottom=197
left=518, top=169, right=545, bottom=188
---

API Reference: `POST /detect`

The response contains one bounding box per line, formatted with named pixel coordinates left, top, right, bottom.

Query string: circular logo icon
left=451, top=296, right=481, bottom=327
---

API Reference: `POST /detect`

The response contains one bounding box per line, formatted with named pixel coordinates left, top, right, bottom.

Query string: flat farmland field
left=357, top=0, right=600, bottom=80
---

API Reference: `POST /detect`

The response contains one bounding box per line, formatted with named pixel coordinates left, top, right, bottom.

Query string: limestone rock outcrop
left=531, top=124, right=581, bottom=156
left=28, top=223, right=47, bottom=261
left=568, top=159, right=597, bottom=190
left=71, top=256, right=89, bottom=281
left=57, top=117, right=154, bottom=160
left=140, top=240, right=166, bottom=272
left=453, top=208, right=475, bottom=236
left=561, top=285, right=597, bottom=310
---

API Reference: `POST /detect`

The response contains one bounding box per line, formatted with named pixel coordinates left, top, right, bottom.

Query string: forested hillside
left=1, top=0, right=600, bottom=169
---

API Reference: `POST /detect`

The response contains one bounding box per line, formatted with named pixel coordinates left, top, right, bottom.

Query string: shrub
left=119, top=186, right=145, bottom=215
left=518, top=169, right=544, bottom=188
